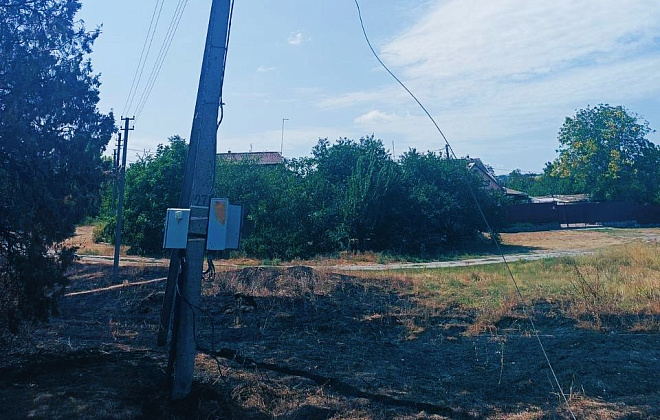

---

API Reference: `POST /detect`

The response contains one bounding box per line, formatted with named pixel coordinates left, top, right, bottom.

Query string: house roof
left=467, top=158, right=503, bottom=191
left=217, top=151, right=284, bottom=165
left=504, top=188, right=529, bottom=198
left=531, top=194, right=589, bottom=204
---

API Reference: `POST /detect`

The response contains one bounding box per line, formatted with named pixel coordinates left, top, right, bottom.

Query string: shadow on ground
left=0, top=264, right=657, bottom=419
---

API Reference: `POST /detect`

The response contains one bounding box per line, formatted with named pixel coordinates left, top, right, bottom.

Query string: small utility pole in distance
left=112, top=134, right=121, bottom=212
left=112, top=117, right=134, bottom=284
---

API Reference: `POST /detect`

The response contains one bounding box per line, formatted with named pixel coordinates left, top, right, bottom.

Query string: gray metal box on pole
left=169, top=0, right=232, bottom=401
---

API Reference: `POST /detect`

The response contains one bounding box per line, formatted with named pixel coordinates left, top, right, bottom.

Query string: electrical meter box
left=207, top=198, right=242, bottom=250
left=163, top=208, right=190, bottom=249
left=207, top=198, right=228, bottom=250
left=226, top=204, right=243, bottom=249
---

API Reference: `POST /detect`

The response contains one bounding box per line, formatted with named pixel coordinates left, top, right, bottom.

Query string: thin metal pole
left=280, top=118, right=288, bottom=155
left=112, top=117, right=134, bottom=284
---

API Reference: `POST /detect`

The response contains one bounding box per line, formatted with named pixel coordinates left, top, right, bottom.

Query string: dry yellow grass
left=348, top=242, right=660, bottom=333
left=501, top=227, right=660, bottom=251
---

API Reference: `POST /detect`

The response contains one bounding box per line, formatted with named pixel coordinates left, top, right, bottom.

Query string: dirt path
left=71, top=225, right=660, bottom=271
left=330, top=249, right=593, bottom=271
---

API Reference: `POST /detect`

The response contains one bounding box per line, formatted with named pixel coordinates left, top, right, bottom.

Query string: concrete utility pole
left=112, top=134, right=121, bottom=212
left=112, top=117, right=134, bottom=284
left=161, top=0, right=232, bottom=400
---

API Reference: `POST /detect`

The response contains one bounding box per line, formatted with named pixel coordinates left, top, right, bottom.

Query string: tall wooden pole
left=168, top=0, right=231, bottom=400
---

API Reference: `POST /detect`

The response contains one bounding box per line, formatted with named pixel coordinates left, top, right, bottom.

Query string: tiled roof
left=217, top=151, right=284, bottom=165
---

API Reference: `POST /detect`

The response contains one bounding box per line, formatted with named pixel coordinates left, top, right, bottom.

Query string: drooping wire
left=133, top=0, right=190, bottom=119
left=121, top=0, right=164, bottom=117
left=353, top=1, right=576, bottom=419
left=203, top=255, right=216, bottom=281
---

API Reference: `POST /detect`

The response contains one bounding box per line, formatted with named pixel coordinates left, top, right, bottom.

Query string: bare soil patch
left=501, top=227, right=660, bottom=252
left=63, top=225, right=121, bottom=256
left=1, top=262, right=658, bottom=419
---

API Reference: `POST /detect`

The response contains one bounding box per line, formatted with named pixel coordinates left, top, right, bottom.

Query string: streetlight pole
left=280, top=118, right=289, bottom=155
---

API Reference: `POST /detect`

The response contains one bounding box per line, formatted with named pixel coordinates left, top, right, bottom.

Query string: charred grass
left=0, top=242, right=659, bottom=419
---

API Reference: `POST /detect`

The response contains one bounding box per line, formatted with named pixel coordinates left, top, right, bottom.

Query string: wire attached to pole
left=353, top=2, right=576, bottom=418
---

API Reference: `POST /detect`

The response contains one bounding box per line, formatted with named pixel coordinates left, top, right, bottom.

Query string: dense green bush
left=104, top=136, right=506, bottom=260
left=0, top=0, right=114, bottom=332
left=213, top=137, right=505, bottom=259
left=97, top=136, right=188, bottom=255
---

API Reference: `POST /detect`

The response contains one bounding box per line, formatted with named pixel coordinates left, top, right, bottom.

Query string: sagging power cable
left=353, top=2, right=576, bottom=418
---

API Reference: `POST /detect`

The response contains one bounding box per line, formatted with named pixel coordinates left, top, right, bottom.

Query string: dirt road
left=72, top=225, right=660, bottom=271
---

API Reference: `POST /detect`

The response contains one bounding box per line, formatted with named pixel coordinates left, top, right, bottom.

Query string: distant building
left=467, top=158, right=501, bottom=191
left=217, top=151, right=284, bottom=165
left=468, top=158, right=529, bottom=201
left=530, top=194, right=589, bottom=204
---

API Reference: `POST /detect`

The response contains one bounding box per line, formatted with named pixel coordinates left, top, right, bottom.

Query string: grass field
left=349, top=242, right=660, bottom=335
left=1, top=227, right=659, bottom=419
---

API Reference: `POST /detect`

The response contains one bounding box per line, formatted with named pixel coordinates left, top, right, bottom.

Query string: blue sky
left=78, top=0, right=660, bottom=173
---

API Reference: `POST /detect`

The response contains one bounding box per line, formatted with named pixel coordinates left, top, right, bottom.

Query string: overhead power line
left=352, top=2, right=577, bottom=419
left=133, top=0, right=190, bottom=119
left=122, top=0, right=165, bottom=117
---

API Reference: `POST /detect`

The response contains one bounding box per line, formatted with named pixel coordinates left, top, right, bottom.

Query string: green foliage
left=109, top=135, right=506, bottom=260
left=0, top=0, right=114, bottom=331
left=502, top=169, right=560, bottom=197
left=215, top=157, right=323, bottom=259
left=545, top=105, right=660, bottom=203
left=398, top=150, right=506, bottom=252
left=110, top=136, right=188, bottom=255
left=213, top=138, right=505, bottom=259
left=311, top=136, right=400, bottom=251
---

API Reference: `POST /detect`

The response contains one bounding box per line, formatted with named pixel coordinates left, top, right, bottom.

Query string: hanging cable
left=353, top=1, right=576, bottom=418
left=122, top=0, right=165, bottom=117
left=133, top=0, right=190, bottom=119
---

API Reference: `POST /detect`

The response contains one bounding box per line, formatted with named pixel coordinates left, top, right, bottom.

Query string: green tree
left=398, top=150, right=505, bottom=253
left=310, top=136, right=399, bottom=251
left=105, top=136, right=188, bottom=255
left=214, top=158, right=322, bottom=259
left=503, top=169, right=564, bottom=197
left=546, top=105, right=660, bottom=203
left=0, top=0, right=115, bottom=331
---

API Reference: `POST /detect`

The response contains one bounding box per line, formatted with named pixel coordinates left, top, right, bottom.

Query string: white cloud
left=257, top=65, right=275, bottom=73
left=319, top=87, right=407, bottom=109
left=354, top=110, right=397, bottom=124
left=288, top=31, right=306, bottom=46
left=382, top=0, right=660, bottom=81
left=316, top=0, right=660, bottom=170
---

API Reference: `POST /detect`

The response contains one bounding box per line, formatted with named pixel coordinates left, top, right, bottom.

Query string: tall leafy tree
left=0, top=0, right=114, bottom=330
left=546, top=105, right=659, bottom=203
left=121, top=136, right=188, bottom=255
left=398, top=150, right=505, bottom=252
left=311, top=136, right=399, bottom=251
